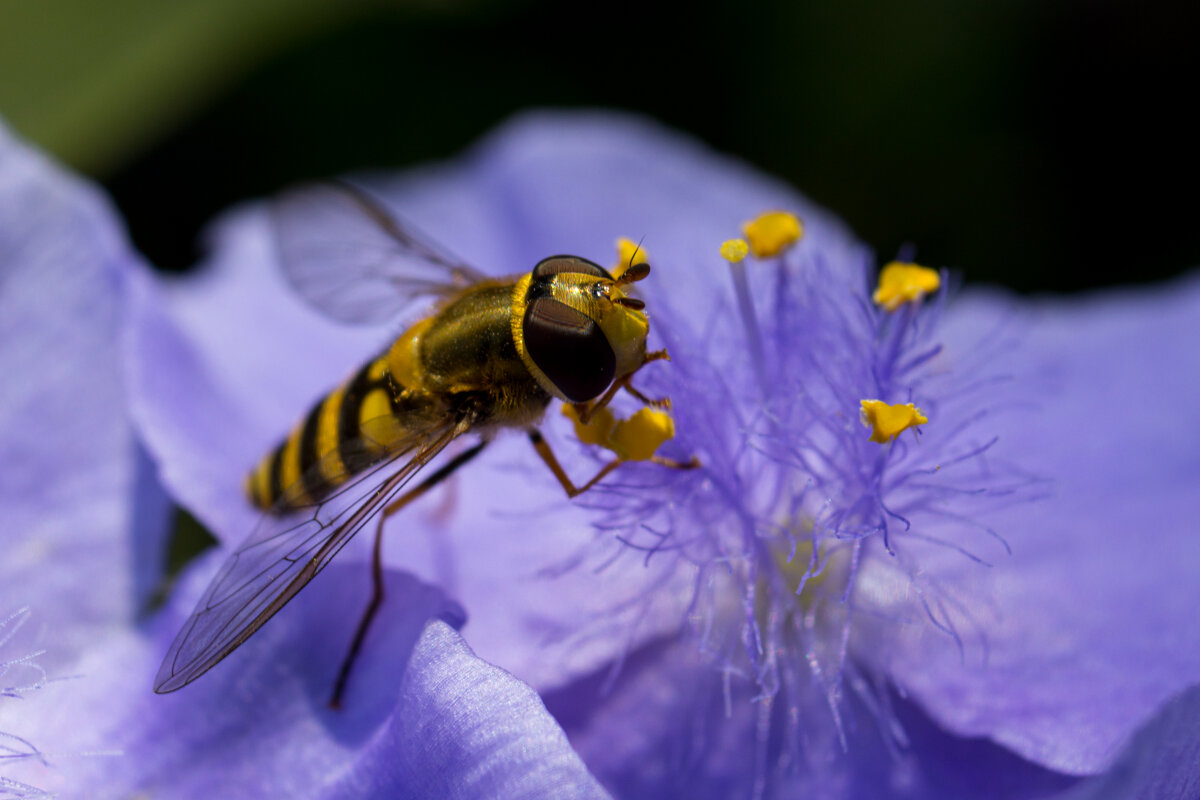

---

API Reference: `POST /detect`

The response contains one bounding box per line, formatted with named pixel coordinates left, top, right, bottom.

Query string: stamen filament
left=722, top=239, right=769, bottom=397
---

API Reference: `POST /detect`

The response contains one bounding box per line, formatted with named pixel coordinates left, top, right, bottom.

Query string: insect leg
left=641, top=349, right=670, bottom=366
left=528, top=429, right=622, bottom=499
left=651, top=454, right=702, bottom=470
left=329, top=439, right=488, bottom=709
left=622, top=382, right=670, bottom=410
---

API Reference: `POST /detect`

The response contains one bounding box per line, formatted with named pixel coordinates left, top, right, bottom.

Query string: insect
left=154, top=181, right=696, bottom=706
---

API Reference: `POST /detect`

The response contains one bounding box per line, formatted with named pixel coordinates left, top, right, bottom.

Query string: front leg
left=528, top=429, right=621, bottom=498
left=529, top=427, right=699, bottom=499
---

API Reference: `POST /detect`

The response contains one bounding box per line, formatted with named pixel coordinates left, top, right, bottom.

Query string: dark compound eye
left=523, top=297, right=615, bottom=402
left=531, top=256, right=613, bottom=281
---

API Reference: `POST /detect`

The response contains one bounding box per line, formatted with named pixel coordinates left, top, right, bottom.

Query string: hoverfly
left=154, top=181, right=695, bottom=706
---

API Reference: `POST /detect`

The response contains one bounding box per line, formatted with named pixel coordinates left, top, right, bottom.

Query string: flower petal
left=545, top=639, right=1079, bottom=799
left=323, top=621, right=610, bottom=800
left=1054, top=682, right=1200, bottom=799
left=0, top=119, right=167, bottom=665
left=9, top=559, right=606, bottom=799
left=873, top=274, right=1200, bottom=773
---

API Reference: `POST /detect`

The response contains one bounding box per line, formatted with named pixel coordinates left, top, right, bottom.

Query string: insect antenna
left=615, top=261, right=650, bottom=286
left=615, top=236, right=651, bottom=286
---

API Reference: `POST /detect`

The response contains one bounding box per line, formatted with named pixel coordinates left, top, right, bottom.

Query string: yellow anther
left=741, top=211, right=803, bottom=258
left=609, top=408, right=675, bottom=461
left=562, top=404, right=617, bottom=447
left=613, top=237, right=648, bottom=277
left=720, top=238, right=749, bottom=263
left=873, top=262, right=941, bottom=312
left=859, top=400, right=928, bottom=443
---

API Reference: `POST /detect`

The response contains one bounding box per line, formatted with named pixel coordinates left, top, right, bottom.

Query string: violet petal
left=0, top=120, right=166, bottom=662
left=873, top=276, right=1200, bottom=773
left=1053, top=682, right=1200, bottom=799
left=16, top=559, right=606, bottom=799
left=545, top=639, right=1080, bottom=799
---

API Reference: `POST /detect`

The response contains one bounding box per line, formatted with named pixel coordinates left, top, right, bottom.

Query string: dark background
left=5, top=0, right=1198, bottom=292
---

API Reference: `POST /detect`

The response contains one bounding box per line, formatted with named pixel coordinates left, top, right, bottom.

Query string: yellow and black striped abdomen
left=244, top=353, right=444, bottom=511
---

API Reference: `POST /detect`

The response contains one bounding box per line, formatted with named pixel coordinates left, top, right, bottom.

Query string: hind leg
left=329, top=440, right=488, bottom=709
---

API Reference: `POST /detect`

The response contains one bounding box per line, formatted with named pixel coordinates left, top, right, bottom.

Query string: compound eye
left=532, top=256, right=613, bottom=281
left=523, top=297, right=616, bottom=402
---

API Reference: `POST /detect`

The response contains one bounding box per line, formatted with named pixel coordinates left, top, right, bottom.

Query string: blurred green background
left=2, top=0, right=1196, bottom=292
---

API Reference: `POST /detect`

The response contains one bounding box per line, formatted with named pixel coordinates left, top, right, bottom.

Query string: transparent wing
left=272, top=179, right=487, bottom=324
left=154, top=418, right=469, bottom=693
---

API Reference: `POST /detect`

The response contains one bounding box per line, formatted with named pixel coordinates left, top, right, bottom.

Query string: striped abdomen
left=245, top=352, right=445, bottom=511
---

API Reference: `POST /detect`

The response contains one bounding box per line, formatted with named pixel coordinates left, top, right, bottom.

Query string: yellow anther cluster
left=859, top=399, right=928, bottom=443
left=741, top=211, right=803, bottom=258
left=609, top=408, right=675, bottom=461
left=613, top=237, right=648, bottom=276
left=720, top=238, right=749, bottom=263
left=563, top=405, right=675, bottom=461
left=873, top=262, right=941, bottom=312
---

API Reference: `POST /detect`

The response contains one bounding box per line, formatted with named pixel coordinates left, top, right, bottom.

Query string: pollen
left=873, top=262, right=941, bottom=312
left=741, top=211, right=803, bottom=258
left=564, top=404, right=675, bottom=461
left=720, top=238, right=749, bottom=263
left=609, top=408, right=675, bottom=461
left=859, top=399, right=928, bottom=443
left=613, top=237, right=649, bottom=276
left=562, top=403, right=617, bottom=447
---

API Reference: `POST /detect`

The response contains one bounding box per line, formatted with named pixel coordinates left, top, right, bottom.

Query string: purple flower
left=5, top=110, right=1200, bottom=797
